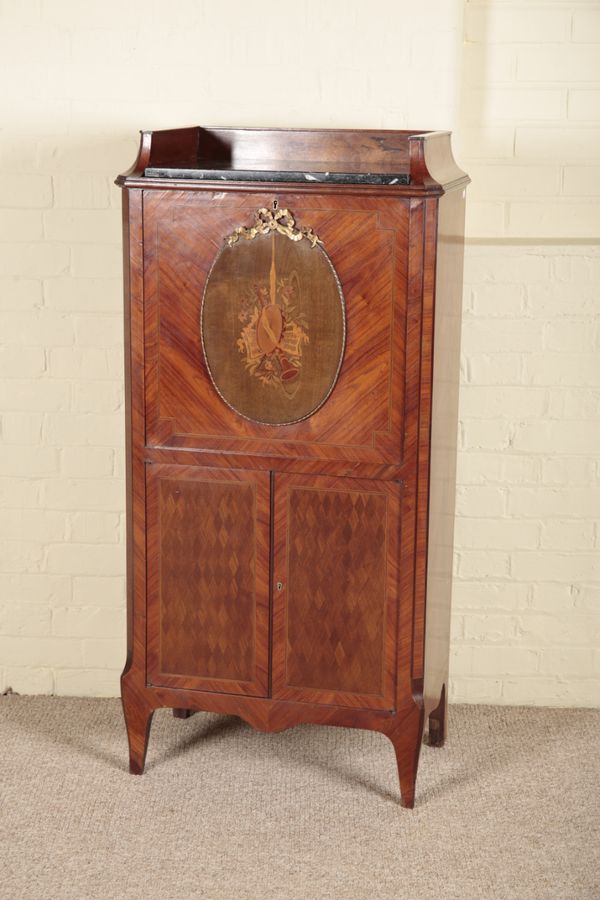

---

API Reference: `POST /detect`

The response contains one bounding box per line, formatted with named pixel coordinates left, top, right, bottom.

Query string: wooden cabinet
left=118, top=126, right=468, bottom=807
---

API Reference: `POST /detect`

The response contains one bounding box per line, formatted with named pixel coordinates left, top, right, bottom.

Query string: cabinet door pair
left=146, top=464, right=402, bottom=711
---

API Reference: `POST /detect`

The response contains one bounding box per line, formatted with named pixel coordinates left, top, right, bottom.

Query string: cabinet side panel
left=121, top=188, right=146, bottom=680
left=122, top=188, right=134, bottom=669
left=146, top=465, right=270, bottom=697
left=409, top=197, right=432, bottom=681
left=423, top=187, right=466, bottom=711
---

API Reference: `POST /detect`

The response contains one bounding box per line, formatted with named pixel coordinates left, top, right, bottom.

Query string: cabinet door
left=272, top=473, right=401, bottom=710
left=146, top=464, right=270, bottom=697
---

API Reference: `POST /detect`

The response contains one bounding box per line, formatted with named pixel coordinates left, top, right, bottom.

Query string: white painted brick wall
left=453, top=244, right=600, bottom=706
left=451, top=0, right=600, bottom=707
left=0, top=0, right=598, bottom=706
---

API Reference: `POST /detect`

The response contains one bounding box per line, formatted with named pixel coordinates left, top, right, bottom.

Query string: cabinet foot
left=427, top=684, right=447, bottom=748
left=173, top=708, right=195, bottom=719
left=122, top=686, right=154, bottom=775
left=387, top=705, right=424, bottom=809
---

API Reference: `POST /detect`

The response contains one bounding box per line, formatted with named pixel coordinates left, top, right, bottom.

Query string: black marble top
left=144, top=160, right=411, bottom=186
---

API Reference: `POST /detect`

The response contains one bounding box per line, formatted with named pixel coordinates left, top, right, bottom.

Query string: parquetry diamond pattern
left=285, top=486, right=388, bottom=695
left=159, top=478, right=256, bottom=682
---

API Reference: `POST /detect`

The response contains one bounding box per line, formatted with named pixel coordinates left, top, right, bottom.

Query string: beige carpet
left=0, top=698, right=598, bottom=900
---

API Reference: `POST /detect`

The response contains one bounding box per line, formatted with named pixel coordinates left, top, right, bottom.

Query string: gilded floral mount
left=225, top=206, right=322, bottom=248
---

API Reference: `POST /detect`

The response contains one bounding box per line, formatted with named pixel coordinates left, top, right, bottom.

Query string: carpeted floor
left=0, top=698, right=598, bottom=900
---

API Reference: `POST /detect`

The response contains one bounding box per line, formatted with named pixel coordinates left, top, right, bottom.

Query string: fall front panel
left=146, top=464, right=270, bottom=696
left=272, top=473, right=401, bottom=710
left=143, top=190, right=408, bottom=464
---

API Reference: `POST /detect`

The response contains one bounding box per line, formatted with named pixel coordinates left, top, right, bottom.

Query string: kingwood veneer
left=117, top=126, right=469, bottom=808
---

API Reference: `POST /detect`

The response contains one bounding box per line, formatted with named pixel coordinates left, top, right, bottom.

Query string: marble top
left=144, top=161, right=411, bottom=186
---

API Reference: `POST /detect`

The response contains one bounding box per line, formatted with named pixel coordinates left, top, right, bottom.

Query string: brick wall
left=0, top=0, right=598, bottom=705
left=452, top=1, right=600, bottom=705
left=451, top=243, right=600, bottom=705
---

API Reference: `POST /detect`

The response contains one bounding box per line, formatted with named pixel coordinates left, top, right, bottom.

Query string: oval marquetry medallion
left=201, top=229, right=346, bottom=426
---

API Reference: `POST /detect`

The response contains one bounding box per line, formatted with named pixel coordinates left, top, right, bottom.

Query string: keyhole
left=276, top=581, right=283, bottom=592
left=273, top=199, right=278, bottom=210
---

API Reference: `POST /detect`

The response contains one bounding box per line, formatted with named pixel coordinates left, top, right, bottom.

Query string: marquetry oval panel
left=201, top=230, right=346, bottom=426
